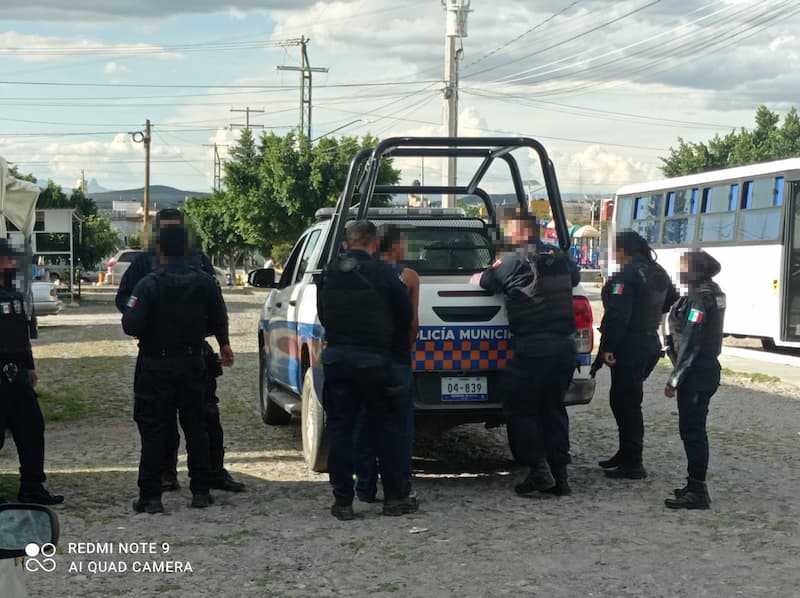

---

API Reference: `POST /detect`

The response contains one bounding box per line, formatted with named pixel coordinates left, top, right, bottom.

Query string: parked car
left=32, top=281, right=62, bottom=316
left=106, top=249, right=143, bottom=285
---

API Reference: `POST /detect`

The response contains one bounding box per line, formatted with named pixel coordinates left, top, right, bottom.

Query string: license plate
left=441, top=376, right=488, bottom=401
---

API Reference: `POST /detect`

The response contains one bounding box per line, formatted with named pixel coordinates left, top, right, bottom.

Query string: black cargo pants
left=608, top=335, right=661, bottom=468
left=134, top=355, right=211, bottom=499
left=0, top=366, right=47, bottom=490
left=677, top=366, right=720, bottom=482
left=503, top=337, right=576, bottom=469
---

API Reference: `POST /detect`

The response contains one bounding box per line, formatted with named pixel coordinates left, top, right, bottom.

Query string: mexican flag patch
left=611, top=283, right=624, bottom=295
left=688, top=308, right=704, bottom=323
left=127, top=296, right=138, bottom=309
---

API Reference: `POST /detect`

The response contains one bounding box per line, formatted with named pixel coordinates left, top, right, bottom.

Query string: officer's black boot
left=331, top=501, right=355, bottom=521
left=514, top=458, right=556, bottom=495
left=132, top=496, right=164, bottom=514
left=598, top=452, right=623, bottom=469
left=18, top=485, right=64, bottom=505
left=190, top=491, right=214, bottom=508
left=665, top=479, right=710, bottom=509
left=209, top=468, right=246, bottom=493
left=543, top=465, right=571, bottom=496
left=604, top=463, right=648, bottom=480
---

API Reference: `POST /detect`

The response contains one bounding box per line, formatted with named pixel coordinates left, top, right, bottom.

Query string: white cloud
left=557, top=145, right=661, bottom=192
left=0, top=31, right=182, bottom=62
left=104, top=61, right=128, bottom=75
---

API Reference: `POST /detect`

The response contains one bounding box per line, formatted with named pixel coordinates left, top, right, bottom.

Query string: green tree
left=7, top=164, right=37, bottom=184
left=187, top=130, right=401, bottom=268
left=75, top=215, right=119, bottom=269
left=661, top=105, right=800, bottom=176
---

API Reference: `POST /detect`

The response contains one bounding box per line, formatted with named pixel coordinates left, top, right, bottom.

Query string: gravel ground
left=3, top=289, right=800, bottom=597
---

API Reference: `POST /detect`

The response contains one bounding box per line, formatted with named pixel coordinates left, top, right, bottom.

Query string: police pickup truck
left=249, top=137, right=596, bottom=472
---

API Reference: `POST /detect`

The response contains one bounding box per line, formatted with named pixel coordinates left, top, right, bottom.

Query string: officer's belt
left=140, top=345, right=204, bottom=358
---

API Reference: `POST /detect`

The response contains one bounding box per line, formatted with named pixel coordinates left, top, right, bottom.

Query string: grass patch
left=721, top=368, right=781, bottom=384
left=37, top=388, right=119, bottom=422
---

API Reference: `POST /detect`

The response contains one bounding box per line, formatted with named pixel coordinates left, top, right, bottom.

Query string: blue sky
left=1, top=1, right=799, bottom=195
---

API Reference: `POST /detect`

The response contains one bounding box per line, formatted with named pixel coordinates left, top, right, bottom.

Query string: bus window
left=662, top=218, right=696, bottom=245
left=736, top=177, right=784, bottom=242
left=632, top=194, right=662, bottom=244
left=699, top=184, right=736, bottom=242
left=616, top=196, right=634, bottom=230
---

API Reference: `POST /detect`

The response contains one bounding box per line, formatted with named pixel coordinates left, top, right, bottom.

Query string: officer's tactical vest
left=507, top=250, right=575, bottom=338
left=319, top=255, right=394, bottom=351
left=0, top=287, right=29, bottom=358
left=146, top=268, right=208, bottom=351
left=669, top=282, right=726, bottom=360
left=628, top=259, right=670, bottom=336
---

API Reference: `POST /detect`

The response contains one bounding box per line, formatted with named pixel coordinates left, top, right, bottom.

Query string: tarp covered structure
left=1, top=155, right=41, bottom=327
left=0, top=156, right=40, bottom=238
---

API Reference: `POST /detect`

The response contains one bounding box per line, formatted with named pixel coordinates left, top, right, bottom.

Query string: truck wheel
left=259, top=346, right=291, bottom=425
left=301, top=368, right=328, bottom=472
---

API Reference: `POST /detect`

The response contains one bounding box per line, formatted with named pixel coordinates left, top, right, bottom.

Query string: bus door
left=783, top=181, right=800, bottom=342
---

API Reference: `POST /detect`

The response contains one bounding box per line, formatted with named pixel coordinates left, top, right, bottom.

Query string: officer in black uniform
left=596, top=231, right=679, bottom=480
left=317, top=220, right=415, bottom=520
left=480, top=209, right=579, bottom=496
left=664, top=250, right=725, bottom=509
left=123, top=225, right=229, bottom=513
left=0, top=239, right=63, bottom=505
left=116, top=209, right=243, bottom=494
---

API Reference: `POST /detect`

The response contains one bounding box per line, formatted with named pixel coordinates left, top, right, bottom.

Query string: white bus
left=611, top=158, right=800, bottom=350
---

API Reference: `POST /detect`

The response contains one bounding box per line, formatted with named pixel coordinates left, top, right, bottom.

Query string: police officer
left=0, top=239, right=63, bottom=505
left=597, top=231, right=679, bottom=480
left=354, top=224, right=419, bottom=505
left=123, top=225, right=229, bottom=513
left=317, top=220, right=415, bottom=520
left=664, top=250, right=725, bottom=509
left=116, top=209, right=242, bottom=493
left=480, top=209, right=579, bottom=496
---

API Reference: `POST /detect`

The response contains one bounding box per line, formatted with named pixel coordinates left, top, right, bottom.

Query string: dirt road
left=3, top=291, right=799, bottom=597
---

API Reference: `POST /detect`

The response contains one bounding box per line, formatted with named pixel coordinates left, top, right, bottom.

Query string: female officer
left=597, top=231, right=678, bottom=479
left=664, top=250, right=725, bottom=509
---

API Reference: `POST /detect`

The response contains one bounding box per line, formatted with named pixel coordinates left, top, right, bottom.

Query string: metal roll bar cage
left=323, top=137, right=570, bottom=265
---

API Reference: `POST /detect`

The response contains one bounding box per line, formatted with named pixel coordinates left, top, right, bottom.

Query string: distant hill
left=88, top=185, right=211, bottom=209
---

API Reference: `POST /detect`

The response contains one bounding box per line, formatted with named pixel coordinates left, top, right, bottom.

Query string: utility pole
left=442, top=0, right=471, bottom=208
left=277, top=36, right=329, bottom=140
left=202, top=143, right=229, bottom=190
left=230, top=107, right=265, bottom=131
left=130, top=119, right=151, bottom=246
left=80, top=169, right=87, bottom=193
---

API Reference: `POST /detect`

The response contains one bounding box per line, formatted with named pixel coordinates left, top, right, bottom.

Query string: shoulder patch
left=611, top=283, right=625, bottom=295
left=127, top=296, right=138, bottom=309
left=688, top=308, right=704, bottom=323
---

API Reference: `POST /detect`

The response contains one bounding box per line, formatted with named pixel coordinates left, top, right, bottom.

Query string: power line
left=0, top=79, right=439, bottom=90
left=461, top=1, right=581, bottom=73
left=464, top=0, right=662, bottom=80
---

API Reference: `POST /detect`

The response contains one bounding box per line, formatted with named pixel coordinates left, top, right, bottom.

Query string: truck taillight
left=573, top=296, right=594, bottom=354
left=107, top=260, right=116, bottom=269
left=49, top=288, right=56, bottom=298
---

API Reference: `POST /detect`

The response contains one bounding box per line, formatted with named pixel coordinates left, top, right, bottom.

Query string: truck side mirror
left=248, top=268, right=277, bottom=288
left=0, top=504, right=59, bottom=560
